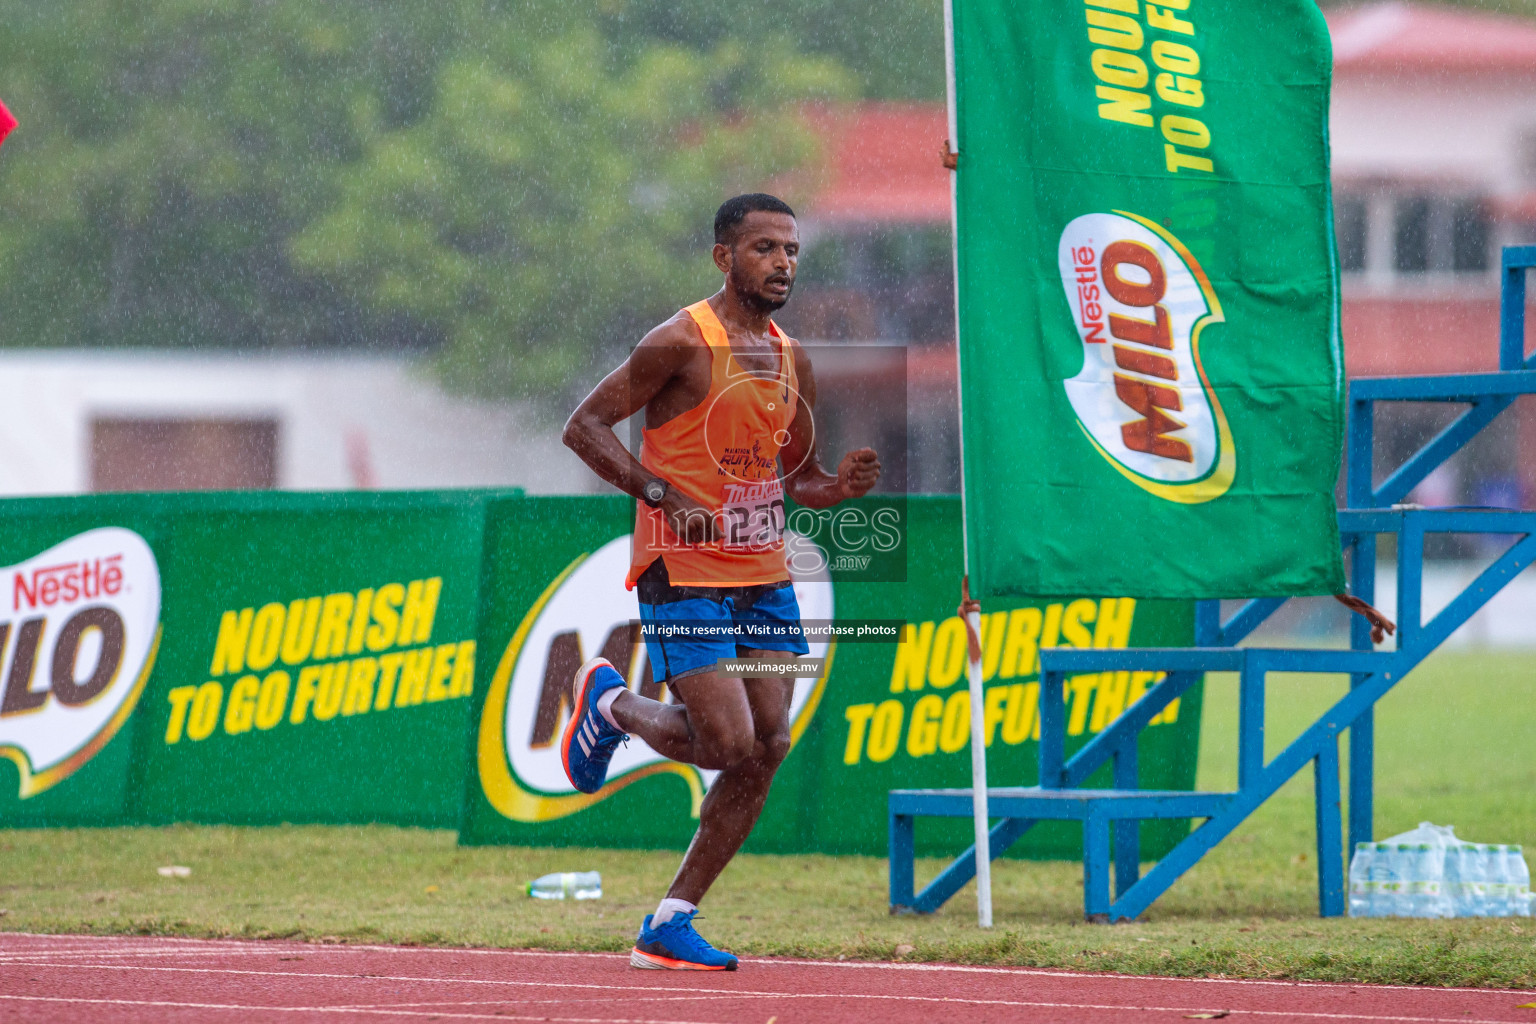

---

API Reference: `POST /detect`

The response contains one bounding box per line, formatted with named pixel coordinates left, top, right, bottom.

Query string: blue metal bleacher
left=890, top=245, right=1536, bottom=922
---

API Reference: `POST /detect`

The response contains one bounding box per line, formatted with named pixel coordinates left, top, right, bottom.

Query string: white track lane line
left=324, top=996, right=801, bottom=1011
left=3, top=961, right=1530, bottom=1023
left=4, top=934, right=1533, bottom=999
left=0, top=995, right=720, bottom=1024
left=0, top=948, right=286, bottom=960
left=737, top=957, right=1536, bottom=997
left=0, top=992, right=1528, bottom=1024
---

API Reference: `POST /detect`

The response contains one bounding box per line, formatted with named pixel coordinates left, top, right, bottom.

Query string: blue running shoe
left=560, top=657, right=628, bottom=794
left=630, top=911, right=738, bottom=971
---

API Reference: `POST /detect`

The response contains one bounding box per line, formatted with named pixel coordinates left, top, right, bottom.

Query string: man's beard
left=742, top=279, right=792, bottom=313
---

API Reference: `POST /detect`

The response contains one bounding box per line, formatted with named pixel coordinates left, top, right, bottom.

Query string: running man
left=561, top=193, right=880, bottom=970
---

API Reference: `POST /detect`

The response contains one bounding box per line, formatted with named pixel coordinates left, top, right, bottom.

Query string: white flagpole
left=943, top=0, right=992, bottom=930
left=963, top=585, right=992, bottom=929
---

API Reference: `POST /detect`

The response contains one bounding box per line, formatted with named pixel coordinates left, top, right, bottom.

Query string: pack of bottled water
left=1348, top=822, right=1531, bottom=918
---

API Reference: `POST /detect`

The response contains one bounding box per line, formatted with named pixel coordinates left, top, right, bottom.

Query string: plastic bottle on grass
left=1485, top=844, right=1504, bottom=916
left=1497, top=845, right=1527, bottom=917
left=1374, top=843, right=1404, bottom=916
left=1468, top=845, right=1491, bottom=916
left=1489, top=846, right=1513, bottom=917
left=1406, top=843, right=1442, bottom=917
left=1348, top=842, right=1375, bottom=917
left=1509, top=846, right=1531, bottom=917
left=1443, top=843, right=1467, bottom=917
left=527, top=871, right=602, bottom=900
left=1399, top=844, right=1423, bottom=916
left=1457, top=843, right=1486, bottom=917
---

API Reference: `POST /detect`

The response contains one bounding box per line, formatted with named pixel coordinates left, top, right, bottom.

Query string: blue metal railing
left=890, top=246, right=1536, bottom=921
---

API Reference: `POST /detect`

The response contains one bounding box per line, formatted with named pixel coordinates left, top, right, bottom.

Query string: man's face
left=717, top=211, right=799, bottom=312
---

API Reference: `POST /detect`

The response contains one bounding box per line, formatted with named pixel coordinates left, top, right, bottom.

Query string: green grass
left=3, top=649, right=1534, bottom=986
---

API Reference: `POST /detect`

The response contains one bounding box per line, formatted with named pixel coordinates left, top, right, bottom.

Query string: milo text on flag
left=950, top=0, right=1345, bottom=599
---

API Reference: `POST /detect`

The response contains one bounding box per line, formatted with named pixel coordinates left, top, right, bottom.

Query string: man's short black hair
left=714, top=193, right=795, bottom=246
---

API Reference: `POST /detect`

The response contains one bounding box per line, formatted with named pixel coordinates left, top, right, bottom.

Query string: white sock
left=596, top=686, right=623, bottom=730
left=652, top=897, right=696, bottom=926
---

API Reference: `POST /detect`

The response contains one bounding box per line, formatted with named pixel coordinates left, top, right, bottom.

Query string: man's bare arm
left=780, top=343, right=881, bottom=509
left=563, top=319, right=717, bottom=542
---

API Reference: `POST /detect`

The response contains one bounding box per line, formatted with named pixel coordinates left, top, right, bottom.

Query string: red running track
left=0, top=932, right=1532, bottom=1023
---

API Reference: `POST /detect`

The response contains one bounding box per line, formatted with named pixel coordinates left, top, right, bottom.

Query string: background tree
left=0, top=0, right=854, bottom=399
left=0, top=0, right=1528, bottom=402
left=0, top=1, right=419, bottom=350
left=291, top=11, right=846, bottom=398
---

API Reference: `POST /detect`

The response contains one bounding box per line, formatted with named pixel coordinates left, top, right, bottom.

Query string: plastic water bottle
left=526, top=871, right=602, bottom=900
left=1482, top=846, right=1502, bottom=916
left=1444, top=843, right=1467, bottom=917
left=1488, top=846, right=1513, bottom=917
left=1376, top=845, right=1397, bottom=918
left=1462, top=847, right=1486, bottom=914
left=1409, top=843, right=1446, bottom=917
left=1375, top=843, right=1404, bottom=916
left=1509, top=846, right=1531, bottom=917
left=1419, top=847, right=1443, bottom=914
left=1348, top=842, right=1375, bottom=917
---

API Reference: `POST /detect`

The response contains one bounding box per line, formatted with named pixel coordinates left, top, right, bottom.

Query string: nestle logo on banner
left=13, top=556, right=125, bottom=612
left=1057, top=210, right=1237, bottom=505
left=1070, top=244, right=1105, bottom=345
left=0, top=528, right=161, bottom=799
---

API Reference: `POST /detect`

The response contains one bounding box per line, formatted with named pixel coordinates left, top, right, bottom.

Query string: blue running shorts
left=635, top=558, right=809, bottom=683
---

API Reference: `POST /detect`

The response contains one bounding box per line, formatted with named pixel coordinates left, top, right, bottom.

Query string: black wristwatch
left=641, top=477, right=670, bottom=508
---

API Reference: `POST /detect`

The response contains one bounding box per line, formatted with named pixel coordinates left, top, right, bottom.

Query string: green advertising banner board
left=951, top=0, right=1345, bottom=600
left=460, top=496, right=1202, bottom=859
left=0, top=491, right=497, bottom=829
left=0, top=491, right=1202, bottom=858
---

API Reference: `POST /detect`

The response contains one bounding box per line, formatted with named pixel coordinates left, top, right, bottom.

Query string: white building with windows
left=0, top=351, right=594, bottom=496
left=1326, top=2, right=1536, bottom=509
left=1330, top=3, right=1536, bottom=302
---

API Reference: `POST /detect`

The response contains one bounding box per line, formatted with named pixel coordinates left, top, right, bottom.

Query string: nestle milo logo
left=0, top=528, right=161, bottom=797
left=1058, top=210, right=1235, bottom=504
left=477, top=535, right=833, bottom=823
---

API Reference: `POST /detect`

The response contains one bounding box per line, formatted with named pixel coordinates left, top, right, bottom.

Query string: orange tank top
left=626, top=299, right=799, bottom=589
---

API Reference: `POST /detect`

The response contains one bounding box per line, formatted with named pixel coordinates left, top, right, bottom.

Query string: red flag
left=0, top=98, right=16, bottom=147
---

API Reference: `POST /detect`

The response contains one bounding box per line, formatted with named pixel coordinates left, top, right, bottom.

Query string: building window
left=91, top=417, right=279, bottom=492
left=1335, top=190, right=1490, bottom=280
left=1451, top=199, right=1490, bottom=273
left=1334, top=195, right=1368, bottom=273
left=1393, top=197, right=1432, bottom=273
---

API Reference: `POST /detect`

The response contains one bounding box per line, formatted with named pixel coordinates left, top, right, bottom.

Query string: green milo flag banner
left=951, top=0, right=1346, bottom=599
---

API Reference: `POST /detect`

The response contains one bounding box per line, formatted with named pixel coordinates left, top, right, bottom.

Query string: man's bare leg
left=664, top=665, right=794, bottom=905
left=604, top=650, right=797, bottom=904
left=607, top=670, right=764, bottom=770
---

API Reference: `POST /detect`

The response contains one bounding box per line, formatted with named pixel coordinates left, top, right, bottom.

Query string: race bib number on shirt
left=718, top=479, right=786, bottom=552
